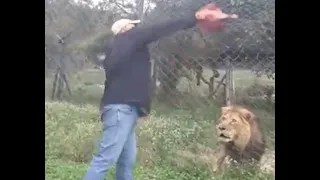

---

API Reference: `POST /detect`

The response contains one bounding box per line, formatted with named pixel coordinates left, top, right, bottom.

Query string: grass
left=45, top=68, right=275, bottom=180
left=46, top=158, right=273, bottom=180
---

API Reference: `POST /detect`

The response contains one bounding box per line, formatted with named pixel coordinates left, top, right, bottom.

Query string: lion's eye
left=231, top=119, right=237, bottom=123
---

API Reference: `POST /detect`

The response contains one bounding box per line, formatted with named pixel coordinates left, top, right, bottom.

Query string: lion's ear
left=239, top=108, right=255, bottom=123
left=221, top=106, right=232, bottom=114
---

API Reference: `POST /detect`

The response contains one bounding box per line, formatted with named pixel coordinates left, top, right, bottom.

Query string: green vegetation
left=45, top=69, right=274, bottom=180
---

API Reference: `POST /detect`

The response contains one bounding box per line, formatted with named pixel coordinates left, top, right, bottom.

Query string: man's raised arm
left=128, top=14, right=197, bottom=46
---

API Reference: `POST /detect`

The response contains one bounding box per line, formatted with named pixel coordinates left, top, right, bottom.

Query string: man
left=83, top=3, right=238, bottom=180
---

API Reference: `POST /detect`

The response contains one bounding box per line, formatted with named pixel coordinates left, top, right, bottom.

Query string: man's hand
left=195, top=3, right=238, bottom=32
left=196, top=3, right=238, bottom=21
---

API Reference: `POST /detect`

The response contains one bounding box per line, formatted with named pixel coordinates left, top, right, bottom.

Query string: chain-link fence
left=45, top=0, right=275, bottom=177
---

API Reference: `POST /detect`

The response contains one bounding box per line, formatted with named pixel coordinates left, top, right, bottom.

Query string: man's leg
left=83, top=104, right=138, bottom=180
left=115, top=131, right=137, bottom=180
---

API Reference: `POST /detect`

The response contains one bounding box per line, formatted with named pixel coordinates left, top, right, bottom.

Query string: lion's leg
left=212, top=145, right=228, bottom=174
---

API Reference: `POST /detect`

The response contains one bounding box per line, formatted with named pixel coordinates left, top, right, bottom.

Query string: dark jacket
left=101, top=15, right=197, bottom=117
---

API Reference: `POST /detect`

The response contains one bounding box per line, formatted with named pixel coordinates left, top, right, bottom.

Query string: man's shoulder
left=113, top=32, right=137, bottom=48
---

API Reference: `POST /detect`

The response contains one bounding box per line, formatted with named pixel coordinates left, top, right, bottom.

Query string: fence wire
left=45, top=0, right=275, bottom=175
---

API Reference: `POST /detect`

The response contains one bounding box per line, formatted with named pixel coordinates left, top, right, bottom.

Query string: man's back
left=101, top=15, right=198, bottom=117
left=84, top=6, right=239, bottom=180
left=101, top=31, right=152, bottom=117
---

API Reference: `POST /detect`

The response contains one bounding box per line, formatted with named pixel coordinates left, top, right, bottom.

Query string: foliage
left=45, top=0, right=275, bottom=76
left=45, top=102, right=101, bottom=162
left=45, top=87, right=274, bottom=179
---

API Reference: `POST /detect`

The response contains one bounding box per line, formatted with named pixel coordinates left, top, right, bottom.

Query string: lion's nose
left=218, top=126, right=226, bottom=131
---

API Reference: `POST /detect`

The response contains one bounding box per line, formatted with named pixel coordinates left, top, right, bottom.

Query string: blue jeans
left=83, top=104, right=139, bottom=180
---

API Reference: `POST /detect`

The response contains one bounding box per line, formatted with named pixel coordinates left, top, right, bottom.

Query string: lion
left=212, top=105, right=266, bottom=173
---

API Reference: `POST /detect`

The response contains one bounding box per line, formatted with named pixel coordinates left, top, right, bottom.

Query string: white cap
left=111, top=19, right=141, bottom=35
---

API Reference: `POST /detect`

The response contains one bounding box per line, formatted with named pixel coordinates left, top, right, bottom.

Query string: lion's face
left=213, top=106, right=266, bottom=171
left=216, top=106, right=253, bottom=150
